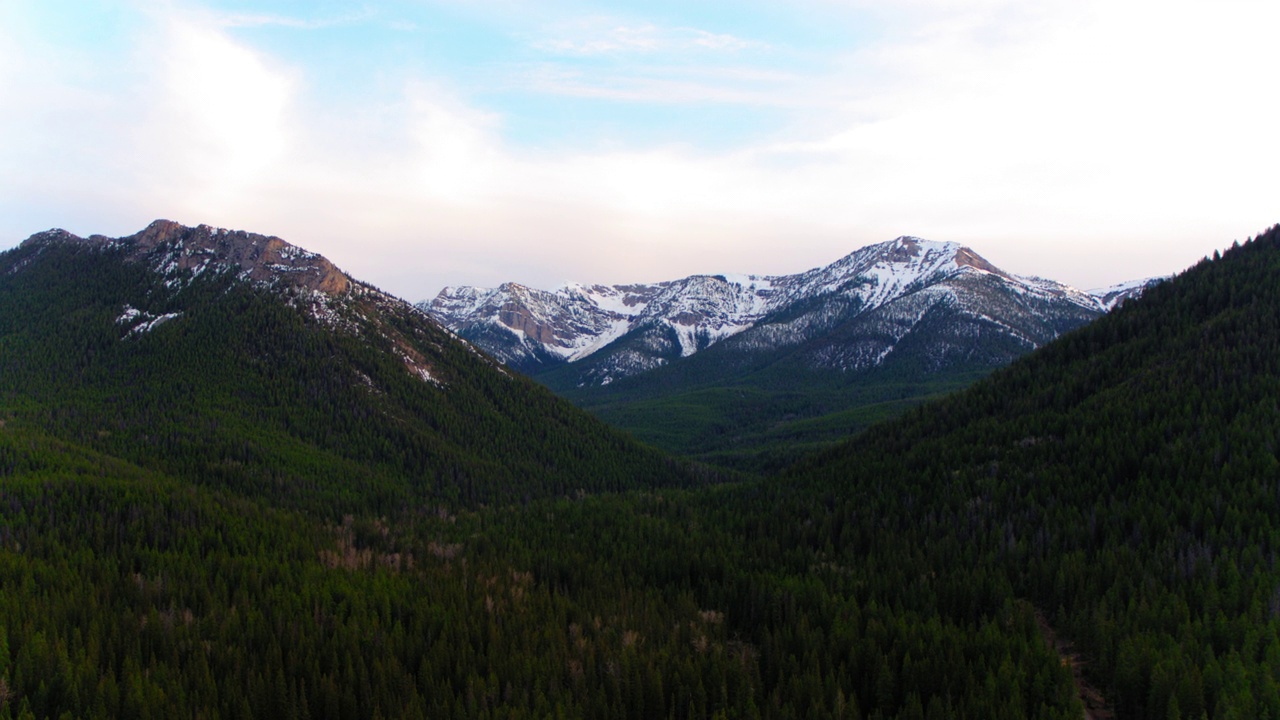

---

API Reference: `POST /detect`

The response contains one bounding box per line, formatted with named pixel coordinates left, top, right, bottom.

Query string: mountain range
left=426, top=237, right=1161, bottom=469
left=1, top=216, right=1276, bottom=720
left=425, top=237, right=1156, bottom=383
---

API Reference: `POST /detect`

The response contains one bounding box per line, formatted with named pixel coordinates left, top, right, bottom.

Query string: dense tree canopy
left=1, top=225, right=1277, bottom=718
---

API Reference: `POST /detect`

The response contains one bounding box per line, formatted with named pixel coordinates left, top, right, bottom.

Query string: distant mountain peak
left=853, top=236, right=999, bottom=274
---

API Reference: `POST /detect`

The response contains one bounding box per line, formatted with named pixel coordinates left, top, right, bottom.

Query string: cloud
left=151, top=14, right=298, bottom=204
left=532, top=19, right=766, bottom=56
left=516, top=63, right=819, bottom=107
left=0, top=16, right=14, bottom=81
left=214, top=10, right=372, bottom=30
left=0, top=3, right=301, bottom=241
left=829, top=0, right=1280, bottom=272
left=494, top=0, right=1280, bottom=289
left=404, top=81, right=506, bottom=202
left=510, top=16, right=805, bottom=110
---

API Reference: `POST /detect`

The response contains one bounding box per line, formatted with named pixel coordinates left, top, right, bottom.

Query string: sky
left=1, top=0, right=1277, bottom=301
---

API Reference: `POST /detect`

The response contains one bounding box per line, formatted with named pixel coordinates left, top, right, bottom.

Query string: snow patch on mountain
left=116, top=304, right=182, bottom=337
left=1088, top=277, right=1167, bottom=310
left=566, top=317, right=633, bottom=360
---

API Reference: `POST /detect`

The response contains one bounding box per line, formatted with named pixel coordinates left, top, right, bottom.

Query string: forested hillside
left=1, top=222, right=1275, bottom=719
left=0, top=421, right=1085, bottom=720
left=782, top=224, right=1280, bottom=718
left=0, top=229, right=701, bottom=511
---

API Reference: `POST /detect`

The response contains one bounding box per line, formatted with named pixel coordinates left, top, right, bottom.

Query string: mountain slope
left=777, top=226, right=1280, bottom=718
left=0, top=221, right=703, bottom=511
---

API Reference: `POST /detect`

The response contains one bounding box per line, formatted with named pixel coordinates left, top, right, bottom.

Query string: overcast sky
left=2, top=0, right=1277, bottom=301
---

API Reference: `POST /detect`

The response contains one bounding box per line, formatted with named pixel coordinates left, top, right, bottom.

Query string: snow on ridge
left=1000, top=274, right=1104, bottom=311
left=1086, top=276, right=1166, bottom=311
left=278, top=244, right=320, bottom=261
left=429, top=286, right=492, bottom=320
left=130, top=313, right=182, bottom=335
left=582, top=285, right=654, bottom=316
left=194, top=223, right=231, bottom=237
left=670, top=322, right=702, bottom=357
left=1088, top=276, right=1165, bottom=296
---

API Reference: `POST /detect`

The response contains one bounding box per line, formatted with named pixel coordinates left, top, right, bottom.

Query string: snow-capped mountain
left=424, top=236, right=1160, bottom=386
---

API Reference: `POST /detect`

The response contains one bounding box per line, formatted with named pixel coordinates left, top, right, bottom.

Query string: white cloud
left=404, top=82, right=505, bottom=202
left=516, top=63, right=819, bottom=107
left=689, top=0, right=1280, bottom=284
left=485, top=0, right=1279, bottom=290
left=214, top=10, right=372, bottom=29
left=0, top=3, right=303, bottom=242
left=151, top=15, right=297, bottom=206
left=533, top=19, right=766, bottom=56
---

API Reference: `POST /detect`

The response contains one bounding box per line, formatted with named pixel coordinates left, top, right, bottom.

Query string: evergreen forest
left=0, top=225, right=1278, bottom=718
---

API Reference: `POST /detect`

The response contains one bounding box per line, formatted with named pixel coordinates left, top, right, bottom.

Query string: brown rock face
left=133, top=220, right=352, bottom=296
left=953, top=246, right=1004, bottom=276
left=28, top=220, right=352, bottom=297
left=498, top=305, right=557, bottom=343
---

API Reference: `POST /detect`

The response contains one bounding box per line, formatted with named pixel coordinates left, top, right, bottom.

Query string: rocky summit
left=23, top=220, right=352, bottom=297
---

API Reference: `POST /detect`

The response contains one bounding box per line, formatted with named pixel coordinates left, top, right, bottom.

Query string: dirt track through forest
left=1035, top=610, right=1114, bottom=720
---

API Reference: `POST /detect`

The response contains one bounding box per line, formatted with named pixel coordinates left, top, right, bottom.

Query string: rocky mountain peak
left=23, top=220, right=352, bottom=297
left=868, top=236, right=1001, bottom=275
left=880, top=235, right=929, bottom=260
left=21, top=228, right=87, bottom=246
left=15, top=220, right=469, bottom=387
left=853, top=236, right=991, bottom=270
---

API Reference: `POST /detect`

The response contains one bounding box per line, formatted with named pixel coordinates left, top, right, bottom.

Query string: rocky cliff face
left=423, top=236, right=1159, bottom=385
